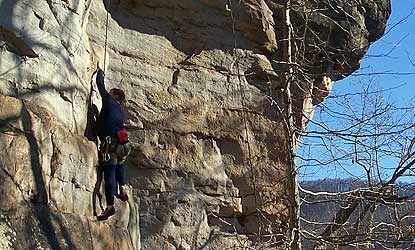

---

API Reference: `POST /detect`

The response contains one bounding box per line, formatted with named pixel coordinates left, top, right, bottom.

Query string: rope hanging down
left=227, top=0, right=262, bottom=237
left=103, top=0, right=110, bottom=72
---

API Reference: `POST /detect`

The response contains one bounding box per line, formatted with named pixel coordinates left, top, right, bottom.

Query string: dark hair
left=110, top=88, right=125, bottom=102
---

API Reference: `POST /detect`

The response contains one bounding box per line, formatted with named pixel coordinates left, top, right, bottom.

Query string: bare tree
left=210, top=0, right=400, bottom=248
left=298, top=80, right=415, bottom=249
left=268, top=1, right=415, bottom=249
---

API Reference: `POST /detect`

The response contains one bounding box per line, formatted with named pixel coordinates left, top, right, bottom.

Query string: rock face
left=0, top=0, right=390, bottom=249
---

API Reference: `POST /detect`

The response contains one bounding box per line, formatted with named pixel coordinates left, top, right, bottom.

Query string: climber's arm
left=96, top=69, right=109, bottom=98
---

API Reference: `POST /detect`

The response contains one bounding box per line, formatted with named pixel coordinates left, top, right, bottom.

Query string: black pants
left=103, top=163, right=126, bottom=206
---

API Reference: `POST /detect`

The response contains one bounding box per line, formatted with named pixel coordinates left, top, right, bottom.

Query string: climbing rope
left=103, top=0, right=110, bottom=72
left=227, top=0, right=262, bottom=237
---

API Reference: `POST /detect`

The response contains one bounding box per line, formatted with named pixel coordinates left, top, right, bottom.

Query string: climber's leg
left=115, top=164, right=128, bottom=201
left=97, top=164, right=116, bottom=221
left=116, top=163, right=126, bottom=186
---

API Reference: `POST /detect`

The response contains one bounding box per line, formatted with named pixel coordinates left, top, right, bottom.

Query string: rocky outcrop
left=0, top=94, right=139, bottom=249
left=0, top=0, right=390, bottom=249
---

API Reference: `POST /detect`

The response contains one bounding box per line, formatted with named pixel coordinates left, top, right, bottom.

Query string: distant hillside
left=300, top=179, right=415, bottom=249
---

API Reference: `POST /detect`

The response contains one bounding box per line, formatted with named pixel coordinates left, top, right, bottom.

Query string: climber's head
left=109, top=88, right=125, bottom=103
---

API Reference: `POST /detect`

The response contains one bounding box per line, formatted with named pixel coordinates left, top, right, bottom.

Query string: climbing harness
left=111, top=128, right=131, bottom=165
left=99, top=131, right=131, bottom=166
left=100, top=136, right=112, bottom=162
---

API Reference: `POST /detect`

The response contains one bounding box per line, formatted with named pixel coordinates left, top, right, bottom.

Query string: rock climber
left=95, top=67, right=131, bottom=221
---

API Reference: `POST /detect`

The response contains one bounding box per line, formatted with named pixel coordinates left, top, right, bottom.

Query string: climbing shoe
left=97, top=206, right=115, bottom=221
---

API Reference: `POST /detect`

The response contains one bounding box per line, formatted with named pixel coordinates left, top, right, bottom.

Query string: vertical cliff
left=0, top=0, right=390, bottom=249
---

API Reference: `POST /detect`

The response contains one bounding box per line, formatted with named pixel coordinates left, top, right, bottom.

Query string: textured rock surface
left=0, top=94, right=139, bottom=249
left=0, top=0, right=390, bottom=249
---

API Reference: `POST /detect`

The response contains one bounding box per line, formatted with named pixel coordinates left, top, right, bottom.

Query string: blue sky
left=336, top=0, right=415, bottom=102
left=299, top=0, right=415, bottom=181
